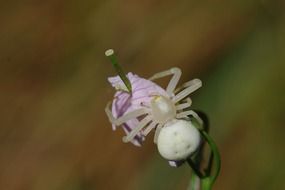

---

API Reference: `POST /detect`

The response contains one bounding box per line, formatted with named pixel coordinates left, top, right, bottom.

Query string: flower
left=105, top=50, right=221, bottom=188
left=107, top=72, right=201, bottom=167
left=108, top=72, right=169, bottom=146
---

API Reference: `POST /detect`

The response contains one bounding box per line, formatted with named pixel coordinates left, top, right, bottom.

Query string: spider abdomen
left=157, top=119, right=200, bottom=161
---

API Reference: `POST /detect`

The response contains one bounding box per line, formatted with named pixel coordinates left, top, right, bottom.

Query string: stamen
left=105, top=49, right=132, bottom=93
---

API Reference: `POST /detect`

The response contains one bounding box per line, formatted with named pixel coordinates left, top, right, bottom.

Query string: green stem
left=199, top=130, right=221, bottom=188
left=188, top=173, right=200, bottom=190
left=105, top=49, right=132, bottom=93
left=201, top=177, right=212, bottom=190
left=187, top=158, right=204, bottom=179
left=187, top=111, right=221, bottom=190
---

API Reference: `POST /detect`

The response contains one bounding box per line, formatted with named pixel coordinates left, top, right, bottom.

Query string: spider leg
left=173, top=79, right=202, bottom=103
left=153, top=124, right=163, bottom=144
left=122, top=115, right=153, bottom=142
left=105, top=102, right=149, bottom=126
left=176, top=110, right=203, bottom=126
left=142, top=121, right=158, bottom=136
left=148, top=67, right=182, bottom=97
left=175, top=97, right=192, bottom=111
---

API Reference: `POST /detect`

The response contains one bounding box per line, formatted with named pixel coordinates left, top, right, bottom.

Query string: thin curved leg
left=176, top=110, right=203, bottom=126
left=153, top=124, right=163, bottom=144
left=175, top=97, right=192, bottom=111
left=174, top=79, right=201, bottom=93
left=122, top=115, right=153, bottom=142
left=142, top=121, right=158, bottom=136
left=173, top=79, right=202, bottom=103
left=105, top=102, right=148, bottom=126
left=148, top=67, right=182, bottom=96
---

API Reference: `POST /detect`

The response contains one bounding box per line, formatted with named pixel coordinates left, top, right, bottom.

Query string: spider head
left=150, top=95, right=176, bottom=124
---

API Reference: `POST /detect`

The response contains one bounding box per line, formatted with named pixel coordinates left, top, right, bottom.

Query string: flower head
left=108, top=72, right=169, bottom=146
left=105, top=49, right=203, bottom=168
left=105, top=50, right=221, bottom=187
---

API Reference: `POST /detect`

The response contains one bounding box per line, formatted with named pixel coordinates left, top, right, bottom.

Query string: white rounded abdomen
left=157, top=119, right=200, bottom=161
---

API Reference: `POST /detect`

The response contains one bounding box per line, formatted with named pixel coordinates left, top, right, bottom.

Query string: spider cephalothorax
left=150, top=95, right=176, bottom=124
left=106, top=67, right=203, bottom=161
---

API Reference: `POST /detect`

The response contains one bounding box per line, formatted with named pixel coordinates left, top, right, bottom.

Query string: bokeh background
left=1, top=0, right=285, bottom=189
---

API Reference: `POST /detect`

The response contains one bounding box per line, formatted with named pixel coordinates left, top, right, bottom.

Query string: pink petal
left=108, top=72, right=169, bottom=146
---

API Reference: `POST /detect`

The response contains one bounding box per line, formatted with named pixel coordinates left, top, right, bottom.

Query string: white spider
left=105, top=67, right=203, bottom=160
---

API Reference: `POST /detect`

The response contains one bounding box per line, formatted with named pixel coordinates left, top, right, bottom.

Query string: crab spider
left=105, top=67, right=203, bottom=160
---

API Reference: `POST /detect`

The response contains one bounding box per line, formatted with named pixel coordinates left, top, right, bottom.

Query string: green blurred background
left=1, top=0, right=285, bottom=189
